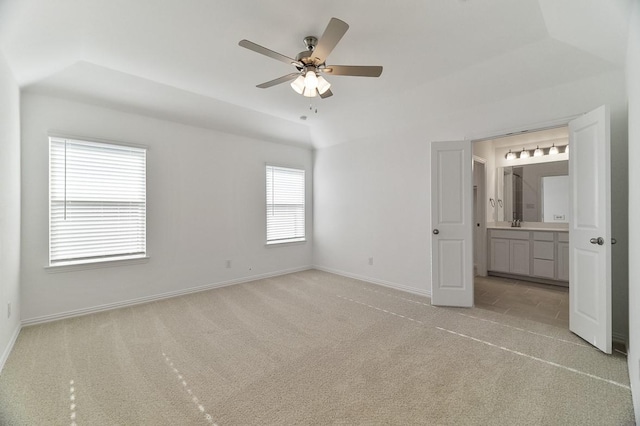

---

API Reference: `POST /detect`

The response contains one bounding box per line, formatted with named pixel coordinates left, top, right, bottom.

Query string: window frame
left=48, top=135, right=148, bottom=268
left=265, top=164, right=306, bottom=246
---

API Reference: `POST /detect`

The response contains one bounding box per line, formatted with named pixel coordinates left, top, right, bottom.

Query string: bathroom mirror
left=496, top=160, right=568, bottom=223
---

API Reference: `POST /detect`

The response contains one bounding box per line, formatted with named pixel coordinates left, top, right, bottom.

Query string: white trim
left=265, top=165, right=306, bottom=244
left=630, top=347, right=640, bottom=426
left=473, top=155, right=487, bottom=165
left=48, top=136, right=147, bottom=265
left=466, top=116, right=579, bottom=143
left=47, top=131, right=149, bottom=151
left=264, top=161, right=306, bottom=172
left=265, top=239, right=307, bottom=247
left=22, top=266, right=313, bottom=326
left=313, top=265, right=431, bottom=298
left=45, top=255, right=150, bottom=273
left=0, top=324, right=21, bottom=374
left=473, top=156, right=488, bottom=277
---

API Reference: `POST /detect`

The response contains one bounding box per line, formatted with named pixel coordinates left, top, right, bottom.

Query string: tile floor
left=474, top=274, right=569, bottom=328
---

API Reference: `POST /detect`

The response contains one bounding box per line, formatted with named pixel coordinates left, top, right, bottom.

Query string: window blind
left=49, top=137, right=147, bottom=265
left=266, top=165, right=305, bottom=243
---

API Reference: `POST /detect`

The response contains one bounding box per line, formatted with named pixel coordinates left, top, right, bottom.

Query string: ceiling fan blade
left=313, top=18, right=349, bottom=63
left=322, top=65, right=383, bottom=77
left=256, top=73, right=300, bottom=89
left=239, top=40, right=299, bottom=66
left=319, top=89, right=333, bottom=99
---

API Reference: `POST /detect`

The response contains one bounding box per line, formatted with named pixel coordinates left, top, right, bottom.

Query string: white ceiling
left=0, top=0, right=632, bottom=149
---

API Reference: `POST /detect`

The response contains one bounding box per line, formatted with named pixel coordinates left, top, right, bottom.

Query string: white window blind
left=49, top=137, right=147, bottom=265
left=266, top=165, right=305, bottom=244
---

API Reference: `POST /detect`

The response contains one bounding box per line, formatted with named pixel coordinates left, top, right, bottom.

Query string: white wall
left=313, top=69, right=630, bottom=339
left=0, top=50, right=21, bottom=370
left=626, top=1, right=640, bottom=421
left=313, top=138, right=431, bottom=294
left=20, top=93, right=313, bottom=322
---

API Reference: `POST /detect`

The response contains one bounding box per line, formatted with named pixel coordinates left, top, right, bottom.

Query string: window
left=266, top=165, right=305, bottom=244
left=49, top=137, right=147, bottom=266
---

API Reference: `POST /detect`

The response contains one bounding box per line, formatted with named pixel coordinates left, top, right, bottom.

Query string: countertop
left=487, top=223, right=569, bottom=232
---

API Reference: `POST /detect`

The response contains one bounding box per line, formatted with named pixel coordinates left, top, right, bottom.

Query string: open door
left=431, top=141, right=473, bottom=307
left=569, top=105, right=612, bottom=354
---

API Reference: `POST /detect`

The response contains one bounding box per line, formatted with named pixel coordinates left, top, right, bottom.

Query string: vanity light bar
left=505, top=144, right=568, bottom=160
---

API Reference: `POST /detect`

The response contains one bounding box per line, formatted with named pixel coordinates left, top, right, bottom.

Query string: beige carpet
left=0, top=270, right=634, bottom=425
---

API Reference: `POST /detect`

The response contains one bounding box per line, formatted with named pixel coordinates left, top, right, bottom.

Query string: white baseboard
left=313, top=265, right=431, bottom=298
left=628, top=348, right=640, bottom=426
left=22, top=265, right=313, bottom=327
left=0, top=323, right=21, bottom=374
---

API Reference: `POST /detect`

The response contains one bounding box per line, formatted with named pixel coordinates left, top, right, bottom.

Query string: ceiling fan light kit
left=291, top=69, right=332, bottom=97
left=239, top=18, right=383, bottom=99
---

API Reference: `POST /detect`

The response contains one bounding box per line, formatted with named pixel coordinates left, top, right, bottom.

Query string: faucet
left=511, top=219, right=521, bottom=228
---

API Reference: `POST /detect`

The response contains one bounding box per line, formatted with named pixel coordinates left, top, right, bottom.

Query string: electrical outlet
left=226, top=260, right=231, bottom=268
left=368, top=257, right=374, bottom=266
left=7, top=302, right=11, bottom=319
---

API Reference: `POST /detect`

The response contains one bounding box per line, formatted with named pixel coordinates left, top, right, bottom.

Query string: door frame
left=468, top=117, right=580, bottom=288
left=473, top=156, right=488, bottom=277
left=466, top=109, right=612, bottom=354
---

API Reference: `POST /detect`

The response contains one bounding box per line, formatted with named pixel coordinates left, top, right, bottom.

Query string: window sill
left=45, top=255, right=149, bottom=273
left=265, top=238, right=306, bottom=247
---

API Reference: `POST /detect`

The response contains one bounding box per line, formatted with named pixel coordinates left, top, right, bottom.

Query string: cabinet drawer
left=490, top=230, right=529, bottom=240
left=533, top=259, right=555, bottom=278
left=533, top=232, right=554, bottom=241
left=533, top=241, right=554, bottom=260
left=558, top=232, right=569, bottom=243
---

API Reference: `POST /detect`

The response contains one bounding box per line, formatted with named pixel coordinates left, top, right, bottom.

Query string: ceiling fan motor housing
left=303, top=36, right=317, bottom=51
left=296, top=36, right=322, bottom=68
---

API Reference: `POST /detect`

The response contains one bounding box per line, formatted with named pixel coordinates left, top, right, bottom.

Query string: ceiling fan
left=238, top=17, right=383, bottom=99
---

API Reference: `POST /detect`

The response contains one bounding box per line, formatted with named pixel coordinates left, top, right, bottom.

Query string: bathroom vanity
left=487, top=226, right=569, bottom=286
left=487, top=156, right=569, bottom=287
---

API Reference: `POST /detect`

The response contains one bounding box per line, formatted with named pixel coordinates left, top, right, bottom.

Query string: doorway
left=430, top=105, right=612, bottom=353
left=472, top=126, right=571, bottom=328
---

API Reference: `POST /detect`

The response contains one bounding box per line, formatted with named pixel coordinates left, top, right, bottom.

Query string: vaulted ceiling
left=0, top=0, right=632, bottom=148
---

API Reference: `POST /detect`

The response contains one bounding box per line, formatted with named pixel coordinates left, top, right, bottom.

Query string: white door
left=431, top=141, right=473, bottom=307
left=569, top=105, right=611, bottom=354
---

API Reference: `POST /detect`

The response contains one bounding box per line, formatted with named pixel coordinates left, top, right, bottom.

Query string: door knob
left=433, top=229, right=440, bottom=235
left=590, top=237, right=604, bottom=245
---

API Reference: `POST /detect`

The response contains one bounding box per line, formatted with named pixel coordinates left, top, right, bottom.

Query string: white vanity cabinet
left=488, top=228, right=568, bottom=285
left=488, top=230, right=530, bottom=275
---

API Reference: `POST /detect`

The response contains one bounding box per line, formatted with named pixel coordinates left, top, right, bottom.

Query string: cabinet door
left=533, top=259, right=555, bottom=278
left=510, top=240, right=530, bottom=275
left=557, top=242, right=570, bottom=281
left=490, top=238, right=510, bottom=272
